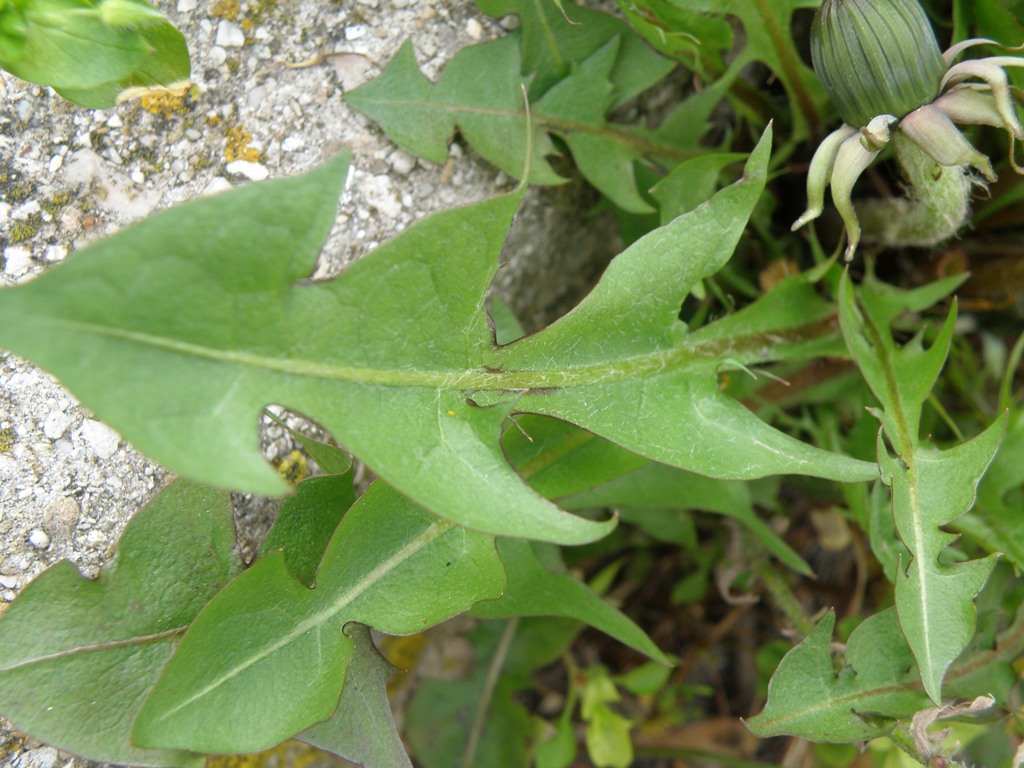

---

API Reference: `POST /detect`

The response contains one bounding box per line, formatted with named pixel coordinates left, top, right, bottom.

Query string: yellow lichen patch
left=274, top=450, right=310, bottom=485
left=207, top=740, right=344, bottom=768
left=9, top=219, right=39, bottom=243
left=139, top=87, right=193, bottom=118
left=246, top=0, right=278, bottom=24
left=223, top=123, right=260, bottom=163
left=40, top=188, right=77, bottom=216
left=0, top=427, right=15, bottom=453
left=211, top=0, right=240, bottom=20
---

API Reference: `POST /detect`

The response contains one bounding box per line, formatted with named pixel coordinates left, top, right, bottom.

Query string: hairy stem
left=857, top=133, right=975, bottom=249
left=755, top=560, right=815, bottom=636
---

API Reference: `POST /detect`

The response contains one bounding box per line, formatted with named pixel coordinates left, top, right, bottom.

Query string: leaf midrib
left=857, top=308, right=935, bottom=682
left=152, top=519, right=451, bottom=721
left=0, top=627, right=186, bottom=673
left=353, top=95, right=695, bottom=162
left=44, top=316, right=830, bottom=391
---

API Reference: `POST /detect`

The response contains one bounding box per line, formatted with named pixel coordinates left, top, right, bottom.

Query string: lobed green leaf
left=500, top=131, right=874, bottom=484
left=880, top=423, right=1004, bottom=705
left=0, top=480, right=240, bottom=767
left=838, top=272, right=1005, bottom=703
left=345, top=37, right=562, bottom=184
left=345, top=27, right=698, bottom=212
left=132, top=481, right=506, bottom=753
left=746, top=609, right=930, bottom=741
left=0, top=130, right=874, bottom=552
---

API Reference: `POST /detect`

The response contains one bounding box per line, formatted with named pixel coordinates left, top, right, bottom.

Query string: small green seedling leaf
left=132, top=481, right=506, bottom=753
left=0, top=480, right=240, bottom=767
left=585, top=705, right=633, bottom=768
left=581, top=666, right=633, bottom=768
left=299, top=624, right=413, bottom=768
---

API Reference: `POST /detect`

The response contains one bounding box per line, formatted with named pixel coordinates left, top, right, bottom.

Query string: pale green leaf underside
left=0, top=480, right=238, bottom=767
left=133, top=481, right=506, bottom=753
left=0, top=133, right=872, bottom=548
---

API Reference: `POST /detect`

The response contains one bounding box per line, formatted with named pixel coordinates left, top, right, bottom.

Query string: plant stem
left=754, top=0, right=820, bottom=138
left=462, top=617, right=520, bottom=768
left=755, top=560, right=815, bottom=636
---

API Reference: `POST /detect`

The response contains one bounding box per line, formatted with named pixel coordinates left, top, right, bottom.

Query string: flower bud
left=811, top=0, right=947, bottom=127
